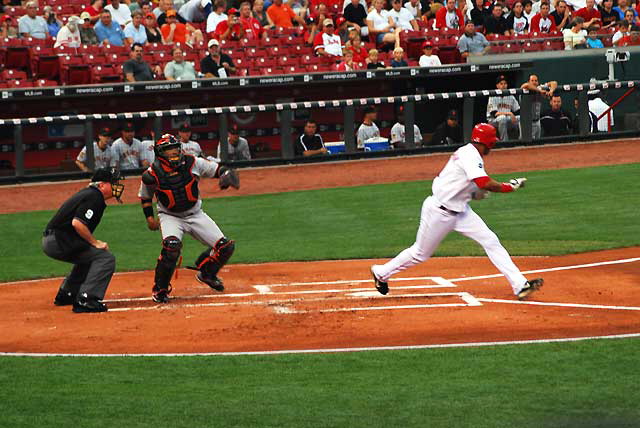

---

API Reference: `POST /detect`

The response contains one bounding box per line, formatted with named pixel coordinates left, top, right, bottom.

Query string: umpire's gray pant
left=42, top=235, right=116, bottom=301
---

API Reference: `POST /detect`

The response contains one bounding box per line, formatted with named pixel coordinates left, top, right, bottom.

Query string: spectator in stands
left=367, top=0, right=400, bottom=47
left=141, top=3, right=153, bottom=17
left=390, top=46, right=408, bottom=67
left=314, top=19, right=343, bottom=57
left=487, top=75, right=520, bottom=141
left=206, top=0, right=227, bottom=36
left=43, top=6, right=62, bottom=38
left=217, top=125, right=251, bottom=160
left=200, top=38, right=236, bottom=77
left=471, top=0, right=491, bottom=26
left=506, top=1, right=529, bottom=35
left=179, top=0, right=211, bottom=23
left=161, top=9, right=204, bottom=45
left=253, top=0, right=273, bottom=28
left=84, top=0, right=104, bottom=24
left=366, top=48, right=387, bottom=68
left=435, top=0, right=465, bottom=30
left=55, top=16, right=82, bottom=49
left=457, top=20, right=490, bottom=59
left=404, top=0, right=422, bottom=19
left=599, top=0, right=618, bottom=28
left=624, top=9, right=640, bottom=29
left=348, top=34, right=368, bottom=63
left=289, top=0, right=308, bottom=19
left=336, top=49, right=359, bottom=70
left=357, top=106, right=381, bottom=149
left=75, top=127, right=113, bottom=172
left=267, top=0, right=305, bottom=28
left=335, top=16, right=350, bottom=43
left=111, top=122, right=147, bottom=170
left=541, top=95, right=573, bottom=136
left=154, top=0, right=170, bottom=19
left=105, top=0, right=133, bottom=26
left=613, top=0, right=637, bottom=21
left=0, top=15, right=18, bottom=39
left=240, top=1, right=265, bottom=40
left=177, top=122, right=203, bottom=156
left=530, top=2, right=556, bottom=32
left=585, top=25, right=604, bottom=47
left=430, top=109, right=463, bottom=145
left=125, top=10, right=148, bottom=44
left=484, top=3, right=510, bottom=35
left=95, top=10, right=126, bottom=46
left=388, top=0, right=419, bottom=31
left=523, top=0, right=535, bottom=23
left=157, top=0, right=188, bottom=25
left=18, top=2, right=49, bottom=40
left=294, top=119, right=328, bottom=157
left=520, top=73, right=557, bottom=139
left=214, top=8, right=244, bottom=40
left=164, top=46, right=197, bottom=80
left=574, top=0, right=601, bottom=28
left=123, top=42, right=161, bottom=81
left=344, top=0, right=369, bottom=37
left=144, top=12, right=165, bottom=42
left=563, top=17, right=587, bottom=49
left=78, top=12, right=99, bottom=44
left=419, top=40, right=442, bottom=66
left=551, top=0, right=571, bottom=30
left=612, top=19, right=632, bottom=46
left=390, top=110, right=422, bottom=148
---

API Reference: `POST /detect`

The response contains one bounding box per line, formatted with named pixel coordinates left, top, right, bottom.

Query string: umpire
left=42, top=168, right=124, bottom=313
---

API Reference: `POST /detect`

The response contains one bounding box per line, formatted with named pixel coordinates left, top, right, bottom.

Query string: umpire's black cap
left=91, top=167, right=121, bottom=184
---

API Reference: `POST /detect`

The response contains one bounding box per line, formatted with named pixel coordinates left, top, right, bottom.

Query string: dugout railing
left=0, top=79, right=638, bottom=183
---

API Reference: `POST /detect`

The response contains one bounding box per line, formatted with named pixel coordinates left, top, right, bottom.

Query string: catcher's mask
left=91, top=167, right=125, bottom=203
left=155, top=134, right=183, bottom=168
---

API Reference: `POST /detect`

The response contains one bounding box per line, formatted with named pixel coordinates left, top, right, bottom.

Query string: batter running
left=138, top=134, right=239, bottom=303
left=371, top=123, right=543, bottom=300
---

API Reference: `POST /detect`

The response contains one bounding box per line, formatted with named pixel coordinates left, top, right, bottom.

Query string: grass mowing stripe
left=0, top=338, right=639, bottom=427
left=0, top=163, right=638, bottom=282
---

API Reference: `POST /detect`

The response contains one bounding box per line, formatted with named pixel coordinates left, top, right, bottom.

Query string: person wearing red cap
left=0, top=15, right=18, bottom=39
left=418, top=41, right=442, bottom=67
left=371, top=123, right=543, bottom=301
left=214, top=7, right=245, bottom=40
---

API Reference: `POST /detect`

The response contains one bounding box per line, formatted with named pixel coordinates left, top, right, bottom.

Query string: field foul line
left=478, top=298, right=640, bottom=311
left=3, top=332, right=640, bottom=357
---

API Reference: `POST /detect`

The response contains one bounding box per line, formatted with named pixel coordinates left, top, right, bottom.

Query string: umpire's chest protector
left=148, top=156, right=199, bottom=213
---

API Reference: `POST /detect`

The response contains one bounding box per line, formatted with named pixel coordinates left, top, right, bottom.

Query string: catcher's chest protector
left=152, top=156, right=199, bottom=212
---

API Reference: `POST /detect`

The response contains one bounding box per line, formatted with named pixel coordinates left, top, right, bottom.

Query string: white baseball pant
left=372, top=196, right=528, bottom=295
left=159, top=209, right=224, bottom=247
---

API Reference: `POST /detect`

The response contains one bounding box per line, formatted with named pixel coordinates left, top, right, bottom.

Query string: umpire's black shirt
left=45, top=186, right=106, bottom=253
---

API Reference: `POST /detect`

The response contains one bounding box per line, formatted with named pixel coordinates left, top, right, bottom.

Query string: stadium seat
left=503, top=43, right=521, bottom=53
left=32, top=53, right=60, bottom=81
left=236, top=68, right=249, bottom=76
left=1, top=69, right=28, bottom=80
left=234, top=57, right=253, bottom=69
left=277, top=56, right=299, bottom=67
left=54, top=44, right=77, bottom=56
left=92, top=65, right=122, bottom=83
left=6, top=79, right=34, bottom=88
left=78, top=44, right=102, bottom=56
left=35, top=79, right=58, bottom=87
left=256, top=57, right=276, bottom=68
left=4, top=47, right=31, bottom=72
left=523, top=41, right=542, bottom=52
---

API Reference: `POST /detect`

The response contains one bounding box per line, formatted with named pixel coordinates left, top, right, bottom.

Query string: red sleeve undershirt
left=474, top=176, right=513, bottom=192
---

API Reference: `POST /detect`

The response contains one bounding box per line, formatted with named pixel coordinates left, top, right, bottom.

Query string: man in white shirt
left=180, top=0, right=211, bottom=23
left=404, top=0, right=422, bottom=18
left=111, top=122, right=148, bottom=170
left=206, top=0, right=228, bottom=35
left=388, top=0, right=419, bottom=31
left=313, top=19, right=343, bottom=57
left=54, top=16, right=82, bottom=48
left=390, top=113, right=422, bottom=148
left=419, top=41, right=442, bottom=67
left=371, top=123, right=543, bottom=300
left=105, top=0, right=133, bottom=26
left=356, top=106, right=381, bottom=149
left=177, top=123, right=204, bottom=157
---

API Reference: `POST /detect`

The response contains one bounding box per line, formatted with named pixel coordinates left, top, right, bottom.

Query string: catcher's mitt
left=218, top=166, right=240, bottom=190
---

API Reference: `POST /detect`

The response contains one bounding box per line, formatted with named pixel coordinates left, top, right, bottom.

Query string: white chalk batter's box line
left=252, top=276, right=457, bottom=294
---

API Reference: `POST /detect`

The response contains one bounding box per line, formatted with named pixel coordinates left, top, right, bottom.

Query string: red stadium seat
left=78, top=44, right=102, bottom=56
left=35, top=79, right=58, bottom=87
left=522, top=41, right=542, bottom=52
left=1, top=69, right=28, bottom=80
left=4, top=47, right=31, bottom=72
left=234, top=57, right=253, bottom=69
left=503, top=43, right=521, bottom=53
left=54, top=44, right=77, bottom=56
left=32, top=53, right=60, bottom=81
left=277, top=56, right=299, bottom=67
left=92, top=65, right=122, bottom=83
left=255, top=57, right=276, bottom=68
left=236, top=68, right=249, bottom=76
left=6, top=79, right=34, bottom=88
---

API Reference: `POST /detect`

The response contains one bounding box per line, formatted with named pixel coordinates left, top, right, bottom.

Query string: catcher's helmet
left=155, top=134, right=183, bottom=168
left=471, top=123, right=498, bottom=149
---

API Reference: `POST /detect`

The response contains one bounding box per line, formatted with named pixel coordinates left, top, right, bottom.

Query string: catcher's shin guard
left=154, top=236, right=182, bottom=292
left=194, top=237, right=235, bottom=279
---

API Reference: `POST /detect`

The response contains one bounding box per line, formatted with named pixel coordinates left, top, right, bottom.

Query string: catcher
left=138, top=134, right=240, bottom=303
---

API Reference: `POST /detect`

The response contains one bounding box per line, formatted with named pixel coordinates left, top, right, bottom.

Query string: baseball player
left=138, top=134, right=240, bottom=303
left=177, top=122, right=204, bottom=157
left=75, top=127, right=113, bottom=172
left=371, top=123, right=544, bottom=300
left=139, top=137, right=156, bottom=166
left=487, top=75, right=520, bottom=141
left=111, top=122, right=149, bottom=170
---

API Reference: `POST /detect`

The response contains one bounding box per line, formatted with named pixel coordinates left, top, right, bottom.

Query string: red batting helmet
left=471, top=123, right=498, bottom=149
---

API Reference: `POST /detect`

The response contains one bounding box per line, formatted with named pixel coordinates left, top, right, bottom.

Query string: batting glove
left=509, top=177, right=527, bottom=190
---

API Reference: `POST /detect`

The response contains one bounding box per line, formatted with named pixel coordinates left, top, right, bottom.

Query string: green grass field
left=1, top=163, right=639, bottom=427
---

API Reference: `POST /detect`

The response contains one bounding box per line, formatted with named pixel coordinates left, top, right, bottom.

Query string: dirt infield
left=1, top=247, right=638, bottom=354
left=1, top=138, right=639, bottom=214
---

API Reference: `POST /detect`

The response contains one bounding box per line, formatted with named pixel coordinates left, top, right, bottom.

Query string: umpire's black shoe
left=196, top=272, right=225, bottom=292
left=371, top=266, right=389, bottom=295
left=72, top=294, right=108, bottom=313
left=54, top=289, right=75, bottom=306
left=152, top=285, right=172, bottom=304
left=517, top=278, right=544, bottom=300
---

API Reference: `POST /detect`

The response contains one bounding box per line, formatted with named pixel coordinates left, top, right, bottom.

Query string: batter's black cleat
left=72, top=294, right=108, bottom=313
left=152, top=285, right=172, bottom=304
left=371, top=266, right=388, bottom=295
left=517, top=278, right=544, bottom=300
left=54, top=289, right=75, bottom=306
left=196, top=272, right=225, bottom=292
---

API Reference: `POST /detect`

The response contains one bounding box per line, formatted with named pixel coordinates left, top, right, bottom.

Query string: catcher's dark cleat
left=371, top=267, right=388, bottom=295
left=152, top=285, right=172, bottom=304
left=72, top=294, right=108, bottom=313
left=54, top=289, right=75, bottom=306
left=196, top=272, right=225, bottom=292
left=517, top=278, right=544, bottom=300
